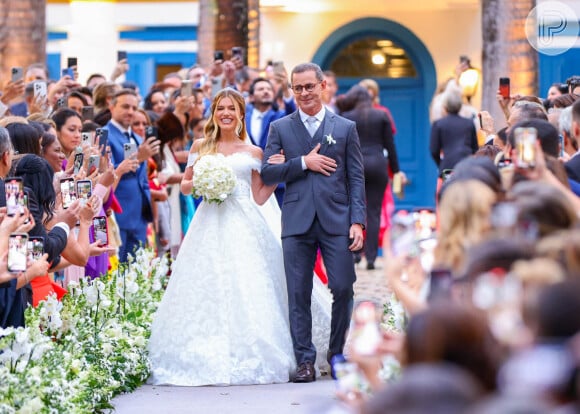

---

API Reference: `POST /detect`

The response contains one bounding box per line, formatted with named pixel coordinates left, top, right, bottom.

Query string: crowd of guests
left=3, top=51, right=578, bottom=412
left=333, top=75, right=580, bottom=413
left=0, top=53, right=406, bottom=329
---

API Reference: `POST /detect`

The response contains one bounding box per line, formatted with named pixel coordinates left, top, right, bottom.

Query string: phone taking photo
left=33, top=81, right=47, bottom=100
left=73, top=153, right=84, bottom=175
left=499, top=77, right=510, bottom=99
left=11, top=67, right=23, bottom=82
left=27, top=236, right=44, bottom=262
left=95, top=128, right=108, bottom=156
left=8, top=233, right=28, bottom=273
left=76, top=179, right=92, bottom=205
left=5, top=177, right=23, bottom=217
left=82, top=106, right=94, bottom=122
left=92, top=216, right=109, bottom=246
left=60, top=177, right=76, bottom=209
left=87, top=155, right=100, bottom=174
left=117, top=50, right=127, bottom=62
left=67, top=57, right=77, bottom=68
left=123, top=142, right=137, bottom=160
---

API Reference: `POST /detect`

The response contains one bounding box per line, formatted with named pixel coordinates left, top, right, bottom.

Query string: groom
left=261, top=62, right=366, bottom=383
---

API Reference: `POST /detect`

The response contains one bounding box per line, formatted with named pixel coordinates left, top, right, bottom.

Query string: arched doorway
left=313, top=18, right=437, bottom=210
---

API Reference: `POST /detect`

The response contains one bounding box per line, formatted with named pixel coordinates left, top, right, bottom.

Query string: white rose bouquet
left=192, top=154, right=237, bottom=204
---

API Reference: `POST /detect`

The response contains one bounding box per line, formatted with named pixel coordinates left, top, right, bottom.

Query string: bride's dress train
left=147, top=152, right=331, bottom=386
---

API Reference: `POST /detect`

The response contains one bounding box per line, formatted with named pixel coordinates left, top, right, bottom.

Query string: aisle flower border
left=0, top=248, right=169, bottom=413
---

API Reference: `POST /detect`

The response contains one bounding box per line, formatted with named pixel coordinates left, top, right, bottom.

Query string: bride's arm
left=250, top=146, right=277, bottom=206
left=181, top=140, right=203, bottom=196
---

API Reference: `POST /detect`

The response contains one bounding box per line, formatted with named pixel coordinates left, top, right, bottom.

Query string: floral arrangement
left=192, top=154, right=237, bottom=204
left=0, top=248, right=170, bottom=413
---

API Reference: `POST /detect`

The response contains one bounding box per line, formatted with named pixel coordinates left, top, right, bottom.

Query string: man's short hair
left=249, top=77, right=272, bottom=95
left=559, top=106, right=573, bottom=135
left=0, top=126, right=12, bottom=156
left=111, top=88, right=137, bottom=104
left=291, top=63, right=324, bottom=82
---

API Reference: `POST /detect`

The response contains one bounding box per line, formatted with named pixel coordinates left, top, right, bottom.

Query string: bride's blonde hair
left=199, top=88, right=247, bottom=156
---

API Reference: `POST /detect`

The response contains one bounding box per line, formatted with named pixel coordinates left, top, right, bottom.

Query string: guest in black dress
left=338, top=85, right=401, bottom=270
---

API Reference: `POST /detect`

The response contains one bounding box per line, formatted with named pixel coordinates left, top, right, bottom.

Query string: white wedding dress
left=148, top=151, right=332, bottom=386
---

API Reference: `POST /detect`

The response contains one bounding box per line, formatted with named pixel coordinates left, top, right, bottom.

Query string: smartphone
left=390, top=212, right=418, bottom=258
left=499, top=77, right=510, bottom=99
left=61, top=67, right=74, bottom=78
left=559, top=134, right=565, bottom=158
left=73, top=153, right=84, bottom=175
left=214, top=50, right=224, bottom=61
left=4, top=177, right=23, bottom=217
left=145, top=126, right=158, bottom=139
left=21, top=193, right=28, bottom=219
left=87, top=154, right=100, bottom=174
left=27, top=236, right=44, bottom=262
left=67, top=57, right=77, bottom=68
left=117, top=50, right=127, bottom=62
left=428, top=268, right=454, bottom=302
left=8, top=233, right=28, bottom=273
left=76, top=179, right=92, bottom=205
left=181, top=79, right=193, bottom=97
left=60, top=177, right=76, bottom=209
left=231, top=46, right=243, bottom=58
left=81, top=132, right=92, bottom=146
left=272, top=61, right=285, bottom=75
left=514, top=127, right=536, bottom=169
left=11, top=67, right=23, bottom=82
left=92, top=216, right=109, bottom=246
left=95, top=128, right=108, bottom=156
left=82, top=106, right=94, bottom=121
left=33, top=81, right=47, bottom=100
left=351, top=301, right=381, bottom=356
left=123, top=142, right=137, bottom=160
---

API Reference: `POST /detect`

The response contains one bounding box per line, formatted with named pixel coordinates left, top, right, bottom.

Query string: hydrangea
left=192, top=153, right=237, bottom=204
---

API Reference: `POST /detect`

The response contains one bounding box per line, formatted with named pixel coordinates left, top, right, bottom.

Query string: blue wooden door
left=313, top=18, right=438, bottom=210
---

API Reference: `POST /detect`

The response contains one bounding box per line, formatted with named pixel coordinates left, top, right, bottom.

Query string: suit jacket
left=565, top=153, right=580, bottom=183
left=246, top=100, right=296, bottom=149
left=341, top=106, right=400, bottom=173
left=430, top=113, right=478, bottom=174
left=104, top=122, right=153, bottom=230
left=261, top=111, right=366, bottom=238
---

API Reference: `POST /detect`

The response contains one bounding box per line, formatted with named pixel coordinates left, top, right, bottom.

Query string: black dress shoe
left=367, top=262, right=375, bottom=270
left=354, top=253, right=362, bottom=264
left=293, top=361, right=316, bottom=383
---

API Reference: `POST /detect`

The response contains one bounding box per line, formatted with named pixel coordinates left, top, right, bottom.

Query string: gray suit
left=262, top=110, right=365, bottom=365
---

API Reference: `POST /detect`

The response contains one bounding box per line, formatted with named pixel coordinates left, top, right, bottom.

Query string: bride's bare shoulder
left=245, top=144, right=263, bottom=160
left=190, top=139, right=205, bottom=153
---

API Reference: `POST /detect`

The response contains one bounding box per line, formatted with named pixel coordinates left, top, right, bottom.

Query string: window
left=329, top=37, right=416, bottom=78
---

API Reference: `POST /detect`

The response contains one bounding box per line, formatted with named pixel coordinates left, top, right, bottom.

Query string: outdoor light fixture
left=458, top=55, right=480, bottom=103
left=371, top=50, right=386, bottom=65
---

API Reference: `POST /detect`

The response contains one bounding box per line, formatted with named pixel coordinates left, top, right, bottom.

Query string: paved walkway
left=112, top=258, right=387, bottom=414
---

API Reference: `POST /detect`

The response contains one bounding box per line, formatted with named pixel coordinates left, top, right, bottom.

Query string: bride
left=147, top=88, right=331, bottom=386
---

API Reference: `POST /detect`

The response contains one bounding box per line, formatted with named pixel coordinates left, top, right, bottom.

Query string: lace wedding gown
left=148, top=151, right=332, bottom=386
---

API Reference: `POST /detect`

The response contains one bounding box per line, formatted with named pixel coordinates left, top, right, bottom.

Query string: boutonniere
left=324, top=134, right=336, bottom=145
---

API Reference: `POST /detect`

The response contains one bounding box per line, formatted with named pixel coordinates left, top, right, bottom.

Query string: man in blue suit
left=262, top=63, right=366, bottom=383
left=105, top=89, right=160, bottom=262
left=246, top=77, right=295, bottom=206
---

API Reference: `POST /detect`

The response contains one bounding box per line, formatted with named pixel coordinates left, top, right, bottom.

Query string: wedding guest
left=104, top=89, right=159, bottom=262
left=339, top=85, right=402, bottom=270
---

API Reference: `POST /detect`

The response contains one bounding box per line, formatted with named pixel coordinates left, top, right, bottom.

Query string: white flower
left=192, top=154, right=237, bottom=204
left=324, top=134, right=336, bottom=145
left=16, top=396, right=43, bottom=414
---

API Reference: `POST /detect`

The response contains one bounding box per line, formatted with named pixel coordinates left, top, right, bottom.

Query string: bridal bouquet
left=192, top=154, right=237, bottom=204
